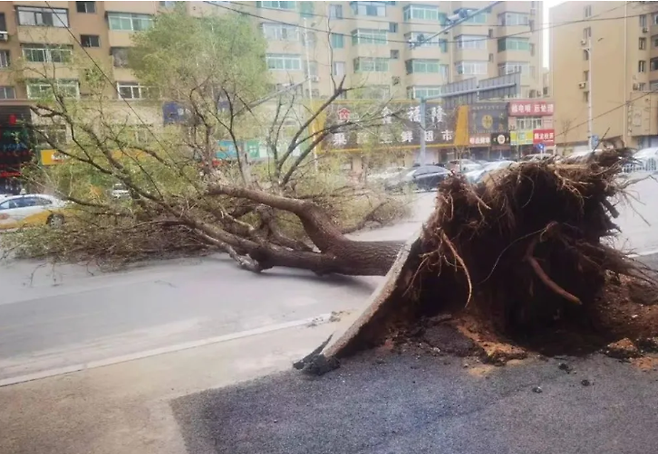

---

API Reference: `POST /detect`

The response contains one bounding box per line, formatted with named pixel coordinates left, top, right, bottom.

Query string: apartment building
left=0, top=1, right=543, bottom=102
left=550, top=1, right=658, bottom=151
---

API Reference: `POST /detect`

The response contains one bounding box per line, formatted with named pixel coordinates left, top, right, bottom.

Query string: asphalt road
left=1, top=178, right=657, bottom=385
left=173, top=351, right=658, bottom=454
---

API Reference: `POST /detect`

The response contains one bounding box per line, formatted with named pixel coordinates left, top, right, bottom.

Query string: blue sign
left=536, top=143, right=545, bottom=153
left=591, top=134, right=600, bottom=147
left=216, top=140, right=238, bottom=159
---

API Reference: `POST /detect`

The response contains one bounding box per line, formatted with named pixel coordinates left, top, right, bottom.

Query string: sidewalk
left=0, top=322, right=336, bottom=454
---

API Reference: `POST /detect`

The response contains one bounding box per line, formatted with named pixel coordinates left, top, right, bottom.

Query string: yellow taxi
left=0, top=194, right=68, bottom=230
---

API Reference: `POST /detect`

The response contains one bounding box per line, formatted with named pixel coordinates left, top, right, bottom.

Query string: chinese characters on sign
left=532, top=129, right=555, bottom=146
left=469, top=135, right=491, bottom=146
left=510, top=130, right=534, bottom=146
left=469, top=102, right=509, bottom=136
left=508, top=101, right=554, bottom=117
left=324, top=102, right=457, bottom=150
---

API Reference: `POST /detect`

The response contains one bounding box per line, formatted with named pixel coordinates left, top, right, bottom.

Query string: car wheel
left=47, top=214, right=65, bottom=228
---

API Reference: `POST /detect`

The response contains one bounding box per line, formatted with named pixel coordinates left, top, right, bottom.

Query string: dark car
left=384, top=165, right=451, bottom=192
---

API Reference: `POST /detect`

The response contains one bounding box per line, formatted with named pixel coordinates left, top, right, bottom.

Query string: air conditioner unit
left=633, top=83, right=640, bottom=91
left=311, top=75, right=320, bottom=82
left=643, top=27, right=649, bottom=33
left=578, top=81, right=588, bottom=89
left=0, top=32, right=8, bottom=42
left=580, top=39, right=588, bottom=46
left=529, top=7, right=536, bottom=16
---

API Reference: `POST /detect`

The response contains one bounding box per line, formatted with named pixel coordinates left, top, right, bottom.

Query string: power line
left=557, top=88, right=658, bottom=140
left=206, top=1, right=639, bottom=46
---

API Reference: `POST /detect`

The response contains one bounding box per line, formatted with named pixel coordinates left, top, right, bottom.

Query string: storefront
left=0, top=106, right=33, bottom=195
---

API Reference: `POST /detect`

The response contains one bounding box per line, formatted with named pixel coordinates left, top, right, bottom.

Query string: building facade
left=0, top=1, right=544, bottom=102
left=550, top=1, right=658, bottom=152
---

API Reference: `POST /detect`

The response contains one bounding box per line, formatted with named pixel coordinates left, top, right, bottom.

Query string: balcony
left=16, top=26, right=72, bottom=45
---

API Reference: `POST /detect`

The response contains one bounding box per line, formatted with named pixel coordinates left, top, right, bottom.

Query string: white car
left=629, top=147, right=658, bottom=173
left=465, top=160, right=515, bottom=183
left=0, top=194, right=68, bottom=230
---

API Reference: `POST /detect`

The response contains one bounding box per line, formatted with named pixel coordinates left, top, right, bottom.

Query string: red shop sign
left=532, top=129, right=555, bottom=146
left=509, top=101, right=554, bottom=117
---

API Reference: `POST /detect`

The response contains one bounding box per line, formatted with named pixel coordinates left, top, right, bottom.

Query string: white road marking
left=0, top=313, right=333, bottom=388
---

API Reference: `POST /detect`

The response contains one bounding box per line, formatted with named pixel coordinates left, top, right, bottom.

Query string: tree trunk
left=249, top=238, right=403, bottom=276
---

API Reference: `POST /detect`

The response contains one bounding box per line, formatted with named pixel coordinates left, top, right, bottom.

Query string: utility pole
left=303, top=17, right=319, bottom=172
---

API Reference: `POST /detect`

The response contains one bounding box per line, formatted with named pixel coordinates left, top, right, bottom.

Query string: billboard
left=510, top=130, right=534, bottom=146
left=316, top=101, right=469, bottom=152
left=508, top=100, right=554, bottom=117
left=469, top=102, right=509, bottom=136
left=532, top=129, right=555, bottom=146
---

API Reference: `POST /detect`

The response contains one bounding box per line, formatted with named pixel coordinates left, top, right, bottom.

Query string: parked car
left=384, top=165, right=451, bottom=192
left=110, top=183, right=131, bottom=200
left=465, top=160, right=516, bottom=183
left=0, top=194, right=68, bottom=230
left=446, top=159, right=482, bottom=173
left=520, top=153, right=554, bottom=162
left=629, top=147, right=658, bottom=173
left=367, top=167, right=406, bottom=183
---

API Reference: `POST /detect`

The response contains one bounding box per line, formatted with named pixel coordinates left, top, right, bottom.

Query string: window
left=583, top=70, right=589, bottom=81
left=332, top=61, right=346, bottom=76
left=37, top=126, right=67, bottom=147
left=584, top=5, right=592, bottom=18
left=351, top=29, right=387, bottom=45
left=406, top=86, right=443, bottom=99
left=651, top=58, right=658, bottom=71
left=389, top=22, right=398, bottom=33
left=403, top=4, right=441, bottom=21
left=328, top=4, right=343, bottom=19
left=516, top=117, right=543, bottom=130
left=159, top=1, right=178, bottom=8
left=0, top=86, right=15, bottom=99
left=0, top=50, right=9, bottom=68
left=17, top=6, right=69, bottom=27
left=498, top=62, right=533, bottom=76
left=108, top=13, right=153, bottom=31
left=0, top=13, right=6, bottom=32
left=26, top=79, right=79, bottom=99
left=497, top=37, right=530, bottom=52
left=459, top=9, right=487, bottom=24
left=390, top=49, right=399, bottom=59
left=353, top=57, right=389, bottom=72
left=405, top=59, right=440, bottom=74
left=583, top=27, right=591, bottom=39
left=640, top=15, right=647, bottom=28
left=300, top=1, right=313, bottom=17
left=529, top=43, right=535, bottom=56
left=583, top=49, right=589, bottom=61
left=76, top=2, right=96, bottom=13
left=497, top=12, right=529, bottom=26
left=653, top=35, right=658, bottom=47
left=637, top=82, right=647, bottom=91
left=257, top=1, right=296, bottom=10
left=650, top=80, right=658, bottom=90
left=117, top=82, right=153, bottom=100
left=111, top=47, right=129, bottom=67
left=639, top=60, right=646, bottom=72
left=583, top=91, right=589, bottom=103
left=352, top=85, right=390, bottom=99
left=456, top=61, right=487, bottom=75
left=262, top=23, right=299, bottom=41
left=266, top=53, right=302, bottom=70
left=640, top=37, right=647, bottom=50
left=22, top=45, right=73, bottom=63
left=304, top=61, right=317, bottom=76
left=351, top=2, right=386, bottom=17
left=330, top=33, right=344, bottom=48
left=456, top=35, right=487, bottom=50
left=81, top=35, right=100, bottom=48
left=654, top=14, right=658, bottom=25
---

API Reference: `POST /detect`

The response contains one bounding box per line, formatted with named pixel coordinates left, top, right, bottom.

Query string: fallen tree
left=297, top=149, right=658, bottom=370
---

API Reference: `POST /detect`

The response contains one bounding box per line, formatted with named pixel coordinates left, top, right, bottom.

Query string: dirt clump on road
left=311, top=149, right=658, bottom=370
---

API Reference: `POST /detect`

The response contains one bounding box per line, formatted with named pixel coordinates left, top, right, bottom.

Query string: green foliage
left=129, top=8, right=270, bottom=103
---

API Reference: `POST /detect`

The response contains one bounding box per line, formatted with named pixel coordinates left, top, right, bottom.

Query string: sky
left=543, top=0, right=565, bottom=68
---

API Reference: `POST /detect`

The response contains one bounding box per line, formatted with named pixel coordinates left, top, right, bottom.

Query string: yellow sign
left=510, top=130, right=533, bottom=146
left=40, top=149, right=69, bottom=166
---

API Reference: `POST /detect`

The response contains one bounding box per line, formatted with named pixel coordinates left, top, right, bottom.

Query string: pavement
left=173, top=350, right=658, bottom=454
left=0, top=177, right=657, bottom=454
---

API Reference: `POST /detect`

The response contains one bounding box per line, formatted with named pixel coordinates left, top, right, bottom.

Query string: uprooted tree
left=5, top=7, right=412, bottom=275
